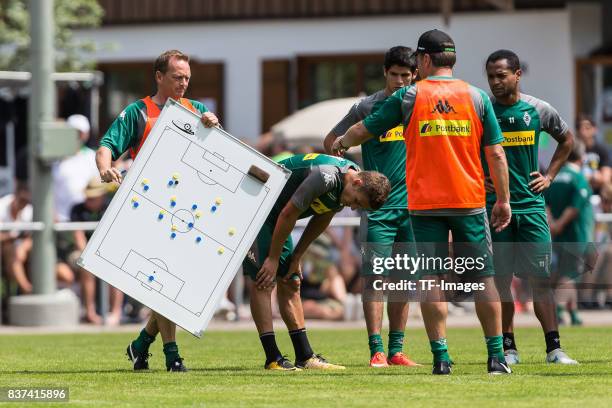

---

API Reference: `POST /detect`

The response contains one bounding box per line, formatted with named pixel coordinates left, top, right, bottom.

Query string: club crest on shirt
left=523, top=112, right=531, bottom=126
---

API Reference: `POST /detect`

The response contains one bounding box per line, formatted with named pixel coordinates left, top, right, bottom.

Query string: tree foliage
left=0, top=0, right=103, bottom=71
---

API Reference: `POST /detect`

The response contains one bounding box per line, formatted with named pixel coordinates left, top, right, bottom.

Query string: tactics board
left=78, top=99, right=290, bottom=336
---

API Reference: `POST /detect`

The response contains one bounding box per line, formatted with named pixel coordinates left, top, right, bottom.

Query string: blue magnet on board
left=196, top=236, right=202, bottom=243
left=132, top=202, right=139, bottom=208
left=148, top=275, right=154, bottom=282
left=188, top=222, right=194, bottom=228
left=170, top=232, right=177, bottom=239
left=143, top=185, right=150, bottom=191
left=168, top=180, right=174, bottom=186
left=211, top=205, right=217, bottom=212
left=192, top=204, right=198, bottom=210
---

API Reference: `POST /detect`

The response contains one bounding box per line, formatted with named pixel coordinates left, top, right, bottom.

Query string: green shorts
left=553, top=243, right=589, bottom=280
left=410, top=211, right=494, bottom=278
left=488, top=210, right=552, bottom=279
left=360, top=209, right=416, bottom=277
left=243, top=222, right=294, bottom=281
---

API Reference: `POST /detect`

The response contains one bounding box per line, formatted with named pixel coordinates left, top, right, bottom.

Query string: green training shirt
left=267, top=153, right=360, bottom=224
left=545, top=163, right=593, bottom=243
left=99, top=98, right=209, bottom=160
left=332, top=89, right=406, bottom=210
left=484, top=93, right=569, bottom=213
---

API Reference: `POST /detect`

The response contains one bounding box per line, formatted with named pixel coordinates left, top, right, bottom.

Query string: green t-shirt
left=99, top=98, right=208, bottom=160
left=267, top=153, right=360, bottom=224
left=362, top=77, right=503, bottom=148
left=544, top=163, right=593, bottom=243
left=484, top=94, right=569, bottom=213
left=332, top=89, right=406, bottom=210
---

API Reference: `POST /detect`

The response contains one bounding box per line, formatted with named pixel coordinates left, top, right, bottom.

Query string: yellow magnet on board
left=171, top=225, right=178, bottom=231
left=215, top=197, right=222, bottom=205
left=172, top=173, right=180, bottom=180
left=195, top=211, right=202, bottom=219
left=218, top=247, right=225, bottom=254
left=228, top=227, right=236, bottom=236
left=142, top=178, right=149, bottom=185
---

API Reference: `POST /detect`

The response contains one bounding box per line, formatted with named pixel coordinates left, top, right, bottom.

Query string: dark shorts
left=242, top=222, right=294, bottom=281
left=410, top=212, right=495, bottom=278
left=488, top=210, right=552, bottom=279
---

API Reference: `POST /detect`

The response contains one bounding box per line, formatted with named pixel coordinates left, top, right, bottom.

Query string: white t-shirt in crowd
left=0, top=194, right=33, bottom=223
left=52, top=147, right=98, bottom=221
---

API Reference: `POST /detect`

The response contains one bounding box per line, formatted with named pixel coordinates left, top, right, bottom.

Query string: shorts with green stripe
left=243, top=222, right=294, bottom=280
left=410, top=211, right=494, bottom=278
left=360, top=209, right=416, bottom=277
left=487, top=209, right=552, bottom=279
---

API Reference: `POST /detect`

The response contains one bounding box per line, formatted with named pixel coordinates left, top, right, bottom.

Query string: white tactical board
left=78, top=99, right=290, bottom=336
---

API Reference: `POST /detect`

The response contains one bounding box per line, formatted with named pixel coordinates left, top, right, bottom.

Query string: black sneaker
left=126, top=343, right=150, bottom=371
left=432, top=360, right=452, bottom=375
left=487, top=356, right=512, bottom=375
left=167, top=358, right=188, bottom=372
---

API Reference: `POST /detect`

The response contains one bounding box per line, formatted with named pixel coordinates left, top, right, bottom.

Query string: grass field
left=0, top=326, right=610, bottom=407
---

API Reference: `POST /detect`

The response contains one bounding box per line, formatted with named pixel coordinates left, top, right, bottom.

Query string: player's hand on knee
left=201, top=112, right=219, bottom=128
left=282, top=258, right=302, bottom=283
left=256, top=257, right=279, bottom=289
left=100, top=167, right=122, bottom=184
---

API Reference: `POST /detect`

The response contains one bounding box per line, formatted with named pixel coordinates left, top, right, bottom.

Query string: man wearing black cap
left=332, top=30, right=512, bottom=375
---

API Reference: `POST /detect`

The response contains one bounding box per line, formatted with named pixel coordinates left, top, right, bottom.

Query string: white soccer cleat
left=504, top=349, right=520, bottom=365
left=546, top=348, right=579, bottom=365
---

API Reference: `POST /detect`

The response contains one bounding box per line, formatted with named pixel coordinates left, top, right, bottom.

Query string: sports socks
left=368, top=334, right=384, bottom=357
left=503, top=332, right=517, bottom=351
left=259, top=332, right=282, bottom=365
left=388, top=331, right=404, bottom=358
left=163, top=341, right=181, bottom=366
left=289, top=328, right=314, bottom=362
left=132, top=328, right=156, bottom=354
left=485, top=335, right=505, bottom=360
left=545, top=331, right=561, bottom=353
left=430, top=338, right=451, bottom=363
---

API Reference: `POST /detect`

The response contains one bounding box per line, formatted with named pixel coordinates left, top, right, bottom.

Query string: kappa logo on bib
left=418, top=120, right=472, bottom=137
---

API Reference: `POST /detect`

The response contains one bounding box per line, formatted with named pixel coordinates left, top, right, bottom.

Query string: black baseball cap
left=417, top=29, right=456, bottom=54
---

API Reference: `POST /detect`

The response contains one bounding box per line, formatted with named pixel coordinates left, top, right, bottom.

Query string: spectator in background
left=576, top=114, right=611, bottom=194
left=582, top=183, right=612, bottom=309
left=300, top=234, right=347, bottom=320
left=53, top=114, right=99, bottom=221
left=545, top=141, right=594, bottom=325
left=0, top=181, right=34, bottom=293
left=0, top=181, right=73, bottom=293
left=69, top=177, right=123, bottom=325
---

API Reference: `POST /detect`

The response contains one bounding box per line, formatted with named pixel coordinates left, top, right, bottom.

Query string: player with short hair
left=244, top=153, right=391, bottom=370
left=324, top=46, right=421, bottom=368
left=96, top=49, right=219, bottom=372
left=332, top=30, right=512, bottom=375
left=484, top=49, right=578, bottom=365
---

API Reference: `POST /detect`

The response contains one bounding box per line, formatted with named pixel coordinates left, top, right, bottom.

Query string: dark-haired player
left=484, top=49, right=577, bottom=365
left=324, top=46, right=420, bottom=368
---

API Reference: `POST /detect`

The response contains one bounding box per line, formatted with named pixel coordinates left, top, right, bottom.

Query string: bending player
left=484, top=49, right=577, bottom=365
left=244, top=153, right=390, bottom=370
